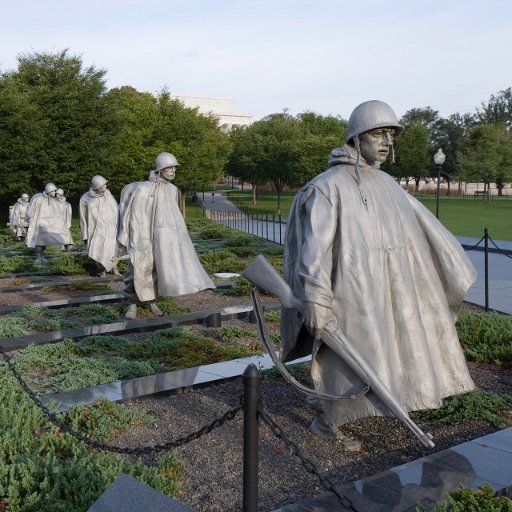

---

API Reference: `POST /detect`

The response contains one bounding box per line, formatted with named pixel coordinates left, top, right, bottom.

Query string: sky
left=1, top=0, right=511, bottom=122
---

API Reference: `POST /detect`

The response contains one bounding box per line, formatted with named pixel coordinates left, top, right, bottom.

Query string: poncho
left=80, top=189, right=119, bottom=271
left=281, top=144, right=476, bottom=425
left=118, top=171, right=214, bottom=302
left=25, top=193, right=73, bottom=248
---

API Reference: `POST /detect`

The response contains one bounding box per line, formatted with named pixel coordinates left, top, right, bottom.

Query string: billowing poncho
left=80, top=189, right=119, bottom=271
left=10, top=198, right=28, bottom=237
left=25, top=193, right=73, bottom=248
left=118, top=171, right=214, bottom=302
left=281, top=144, right=476, bottom=425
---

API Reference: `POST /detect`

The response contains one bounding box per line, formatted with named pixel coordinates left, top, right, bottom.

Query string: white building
left=171, top=94, right=253, bottom=131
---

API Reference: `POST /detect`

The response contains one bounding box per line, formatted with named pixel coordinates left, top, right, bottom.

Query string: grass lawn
left=225, top=191, right=512, bottom=241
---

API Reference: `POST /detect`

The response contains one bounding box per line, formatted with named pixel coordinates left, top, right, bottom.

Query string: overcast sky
left=1, top=0, right=511, bottom=121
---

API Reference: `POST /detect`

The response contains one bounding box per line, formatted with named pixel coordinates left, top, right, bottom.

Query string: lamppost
left=433, top=148, right=446, bottom=219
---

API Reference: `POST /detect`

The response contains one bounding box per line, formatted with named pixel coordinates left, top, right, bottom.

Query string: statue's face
left=359, top=128, right=395, bottom=166
left=160, top=166, right=176, bottom=181
left=95, top=184, right=107, bottom=195
left=48, top=190, right=56, bottom=198
left=22, top=196, right=29, bottom=204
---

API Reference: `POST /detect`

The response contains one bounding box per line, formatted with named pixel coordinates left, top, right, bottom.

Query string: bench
left=474, top=190, right=488, bottom=196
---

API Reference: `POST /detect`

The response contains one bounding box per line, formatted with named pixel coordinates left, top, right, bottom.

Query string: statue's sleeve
left=297, top=185, right=337, bottom=308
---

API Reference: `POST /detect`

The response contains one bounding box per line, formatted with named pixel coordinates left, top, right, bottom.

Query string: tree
left=400, top=107, right=439, bottom=130
left=296, top=112, right=347, bottom=183
left=458, top=123, right=512, bottom=197
left=430, top=113, right=476, bottom=191
left=385, top=124, right=429, bottom=191
left=477, top=87, right=512, bottom=129
left=0, top=75, right=44, bottom=200
left=108, top=88, right=231, bottom=202
left=7, top=50, right=118, bottom=199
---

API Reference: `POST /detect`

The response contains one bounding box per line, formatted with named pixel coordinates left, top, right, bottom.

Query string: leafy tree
left=400, top=107, right=439, bottom=130
left=296, top=112, right=347, bottom=183
left=477, top=87, right=512, bottom=128
left=6, top=50, right=118, bottom=200
left=385, top=124, right=429, bottom=190
left=108, top=88, right=231, bottom=205
left=430, top=113, right=476, bottom=192
left=225, top=111, right=346, bottom=212
left=0, top=75, right=43, bottom=199
left=458, top=123, right=512, bottom=197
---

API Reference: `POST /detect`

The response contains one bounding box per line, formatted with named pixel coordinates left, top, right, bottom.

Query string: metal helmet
left=155, top=152, right=180, bottom=172
left=56, top=188, right=64, bottom=196
left=44, top=183, right=57, bottom=194
left=91, top=175, right=108, bottom=190
left=346, top=100, right=403, bottom=142
left=21, top=193, right=29, bottom=200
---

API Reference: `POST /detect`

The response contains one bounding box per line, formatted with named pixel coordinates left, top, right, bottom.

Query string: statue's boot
left=34, top=246, right=48, bottom=264
left=310, top=417, right=362, bottom=452
left=64, top=244, right=74, bottom=252
left=148, top=302, right=163, bottom=316
left=125, top=304, right=137, bottom=320
left=112, top=265, right=122, bottom=276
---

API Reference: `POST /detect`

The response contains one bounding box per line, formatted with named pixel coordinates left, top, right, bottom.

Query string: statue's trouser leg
left=123, top=261, right=138, bottom=319
left=34, top=245, right=48, bottom=264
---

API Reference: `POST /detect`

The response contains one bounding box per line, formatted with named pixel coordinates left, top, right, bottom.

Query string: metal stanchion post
left=243, top=364, right=260, bottom=512
left=484, top=227, right=489, bottom=311
left=279, top=214, right=282, bottom=245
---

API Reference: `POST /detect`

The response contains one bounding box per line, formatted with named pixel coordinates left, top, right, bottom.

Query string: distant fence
left=205, top=208, right=286, bottom=245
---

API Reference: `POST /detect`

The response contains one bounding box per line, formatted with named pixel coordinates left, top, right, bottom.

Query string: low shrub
left=412, top=390, right=512, bottom=428
left=0, top=255, right=36, bottom=273
left=418, top=483, right=512, bottom=511
left=199, top=250, right=245, bottom=273
left=457, top=311, right=512, bottom=367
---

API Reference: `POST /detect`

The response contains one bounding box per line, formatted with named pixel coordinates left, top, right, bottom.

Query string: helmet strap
left=353, top=136, right=362, bottom=185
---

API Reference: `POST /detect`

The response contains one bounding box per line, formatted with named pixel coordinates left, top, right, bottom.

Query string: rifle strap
left=251, top=289, right=369, bottom=401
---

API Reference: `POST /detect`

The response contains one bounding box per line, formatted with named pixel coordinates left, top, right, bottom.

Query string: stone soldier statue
left=118, top=152, right=214, bottom=319
left=79, top=175, right=120, bottom=276
left=10, top=193, right=30, bottom=240
left=281, top=100, right=476, bottom=450
left=25, top=183, right=72, bottom=263
left=55, top=188, right=74, bottom=251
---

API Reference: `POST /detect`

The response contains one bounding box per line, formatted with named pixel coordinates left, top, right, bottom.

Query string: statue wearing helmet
left=118, top=152, right=213, bottom=319
left=80, top=175, right=120, bottom=276
left=10, top=193, right=31, bottom=240
left=25, top=183, right=74, bottom=263
left=281, top=100, right=476, bottom=450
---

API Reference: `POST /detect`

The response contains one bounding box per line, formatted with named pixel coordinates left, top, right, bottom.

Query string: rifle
left=243, top=255, right=435, bottom=449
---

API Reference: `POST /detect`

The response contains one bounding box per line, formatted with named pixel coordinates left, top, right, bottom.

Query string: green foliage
left=49, top=253, right=97, bottom=275
left=0, top=368, right=183, bottom=511
left=199, top=250, right=246, bottom=273
left=456, top=311, right=512, bottom=367
left=0, top=316, right=30, bottom=337
left=264, top=310, right=281, bottom=323
left=198, top=223, right=235, bottom=239
left=154, top=296, right=190, bottom=315
left=0, top=255, right=36, bottom=273
left=218, top=325, right=258, bottom=343
left=412, top=391, right=512, bottom=428
left=63, top=398, right=154, bottom=441
left=418, top=483, right=512, bottom=511
left=223, top=276, right=253, bottom=296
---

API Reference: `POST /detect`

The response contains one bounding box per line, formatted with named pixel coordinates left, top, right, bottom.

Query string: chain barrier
left=257, top=407, right=357, bottom=511
left=488, top=236, right=512, bottom=261
left=463, top=235, right=484, bottom=252
left=0, top=344, right=242, bottom=455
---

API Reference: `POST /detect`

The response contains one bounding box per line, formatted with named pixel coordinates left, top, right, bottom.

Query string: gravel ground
left=111, top=362, right=512, bottom=512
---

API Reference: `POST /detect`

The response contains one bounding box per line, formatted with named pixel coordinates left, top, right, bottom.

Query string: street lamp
left=433, top=148, right=446, bottom=219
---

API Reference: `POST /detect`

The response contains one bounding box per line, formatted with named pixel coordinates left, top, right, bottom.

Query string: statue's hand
left=303, top=302, right=335, bottom=340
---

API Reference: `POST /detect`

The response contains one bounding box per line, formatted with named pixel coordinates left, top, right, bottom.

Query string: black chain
left=488, top=236, right=512, bottom=261
left=0, top=344, right=242, bottom=455
left=463, top=236, right=484, bottom=252
left=257, top=407, right=356, bottom=511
